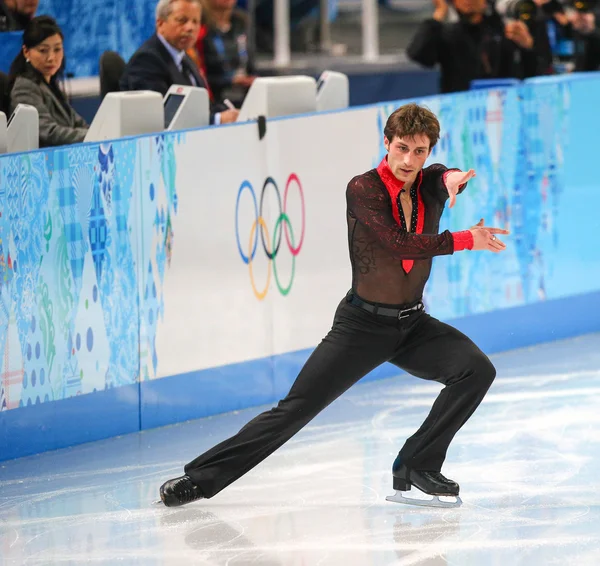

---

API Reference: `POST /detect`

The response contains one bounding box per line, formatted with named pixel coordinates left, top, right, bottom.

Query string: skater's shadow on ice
left=388, top=510, right=461, bottom=565
left=158, top=505, right=461, bottom=565
left=160, top=507, right=282, bottom=564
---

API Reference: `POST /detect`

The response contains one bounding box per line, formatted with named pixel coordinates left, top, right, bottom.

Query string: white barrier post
left=362, top=0, right=379, bottom=61
left=274, top=0, right=291, bottom=67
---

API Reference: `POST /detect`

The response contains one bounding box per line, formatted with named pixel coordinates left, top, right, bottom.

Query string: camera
left=495, top=0, right=537, bottom=21
left=570, top=0, right=598, bottom=12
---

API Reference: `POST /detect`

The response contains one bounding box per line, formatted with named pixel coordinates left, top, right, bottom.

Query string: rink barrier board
left=2, top=290, right=599, bottom=462
left=130, top=289, right=600, bottom=430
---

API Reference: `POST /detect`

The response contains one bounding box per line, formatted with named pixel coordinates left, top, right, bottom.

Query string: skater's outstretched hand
left=445, top=169, right=476, bottom=209
left=469, top=219, right=510, bottom=253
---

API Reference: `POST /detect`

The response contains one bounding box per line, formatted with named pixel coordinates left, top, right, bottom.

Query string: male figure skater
left=159, top=103, right=508, bottom=508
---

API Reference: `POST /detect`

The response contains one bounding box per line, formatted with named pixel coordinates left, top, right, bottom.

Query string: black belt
left=347, top=293, right=424, bottom=319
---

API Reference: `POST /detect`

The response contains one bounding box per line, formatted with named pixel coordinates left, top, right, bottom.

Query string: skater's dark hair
left=384, top=103, right=440, bottom=150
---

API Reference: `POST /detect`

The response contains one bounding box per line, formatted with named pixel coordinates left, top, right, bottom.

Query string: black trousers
left=185, top=296, right=496, bottom=498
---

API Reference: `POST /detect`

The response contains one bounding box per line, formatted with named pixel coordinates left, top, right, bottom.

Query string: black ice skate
left=386, top=462, right=462, bottom=508
left=159, top=475, right=204, bottom=507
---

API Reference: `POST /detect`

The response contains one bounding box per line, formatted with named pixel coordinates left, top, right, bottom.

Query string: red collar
left=376, top=157, right=424, bottom=233
left=376, top=157, right=425, bottom=274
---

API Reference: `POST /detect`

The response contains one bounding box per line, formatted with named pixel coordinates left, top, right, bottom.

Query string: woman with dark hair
left=9, top=15, right=88, bottom=147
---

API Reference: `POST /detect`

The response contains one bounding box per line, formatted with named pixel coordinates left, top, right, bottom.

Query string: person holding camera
left=527, top=0, right=600, bottom=72
left=518, top=0, right=558, bottom=73
left=407, top=0, right=545, bottom=93
left=564, top=0, right=600, bottom=71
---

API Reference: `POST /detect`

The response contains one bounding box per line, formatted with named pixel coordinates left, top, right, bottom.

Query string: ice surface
left=2, top=333, right=600, bottom=565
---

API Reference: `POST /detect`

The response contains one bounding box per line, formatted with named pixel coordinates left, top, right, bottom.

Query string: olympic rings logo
left=235, top=173, right=305, bottom=300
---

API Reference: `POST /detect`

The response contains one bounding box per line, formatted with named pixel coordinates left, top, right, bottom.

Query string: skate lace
left=175, top=476, right=201, bottom=504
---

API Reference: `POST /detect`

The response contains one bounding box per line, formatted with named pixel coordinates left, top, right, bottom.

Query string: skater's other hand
left=445, top=169, right=476, bottom=209
left=469, top=219, right=510, bottom=252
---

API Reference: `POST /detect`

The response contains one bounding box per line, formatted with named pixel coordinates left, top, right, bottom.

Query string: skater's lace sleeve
left=346, top=174, right=454, bottom=260
left=424, top=164, right=469, bottom=203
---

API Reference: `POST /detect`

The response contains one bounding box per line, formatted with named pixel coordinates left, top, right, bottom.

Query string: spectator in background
left=9, top=15, right=88, bottom=146
left=9, top=0, right=38, bottom=30
left=192, top=0, right=257, bottom=107
left=120, top=0, right=238, bottom=124
left=252, top=0, right=320, bottom=53
left=0, top=73, right=9, bottom=115
left=408, top=0, right=543, bottom=93
left=0, top=0, right=16, bottom=31
left=553, top=0, right=600, bottom=71
left=493, top=0, right=562, bottom=74
left=529, top=0, right=557, bottom=73
left=525, top=0, right=600, bottom=72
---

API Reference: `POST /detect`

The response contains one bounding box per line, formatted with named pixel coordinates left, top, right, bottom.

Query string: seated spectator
left=0, top=72, right=9, bottom=115
left=9, top=15, right=88, bottom=146
left=193, top=0, right=257, bottom=108
left=120, top=0, right=238, bottom=124
left=0, top=0, right=17, bottom=31
left=8, top=0, right=38, bottom=30
left=408, top=0, right=544, bottom=93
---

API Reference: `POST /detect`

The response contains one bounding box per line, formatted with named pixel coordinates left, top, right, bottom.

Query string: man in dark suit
left=120, top=0, right=238, bottom=125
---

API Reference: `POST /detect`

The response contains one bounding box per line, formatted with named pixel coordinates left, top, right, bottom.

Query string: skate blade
left=386, top=490, right=462, bottom=509
left=152, top=499, right=164, bottom=507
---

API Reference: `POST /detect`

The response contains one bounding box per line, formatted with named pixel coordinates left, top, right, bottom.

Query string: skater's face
left=384, top=134, right=431, bottom=184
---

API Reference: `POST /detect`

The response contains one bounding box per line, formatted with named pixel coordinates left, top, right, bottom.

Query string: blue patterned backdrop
left=0, top=2, right=156, bottom=76
left=35, top=0, right=156, bottom=77
left=0, top=134, right=182, bottom=411
left=374, top=81, right=584, bottom=321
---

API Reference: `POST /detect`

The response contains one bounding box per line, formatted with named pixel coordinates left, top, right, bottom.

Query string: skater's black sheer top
left=346, top=159, right=466, bottom=306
